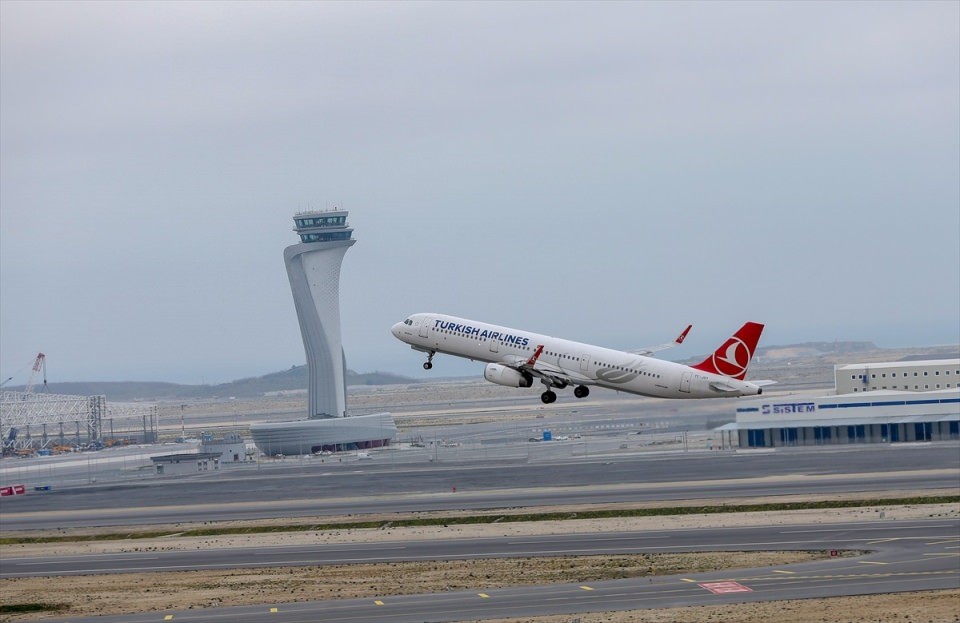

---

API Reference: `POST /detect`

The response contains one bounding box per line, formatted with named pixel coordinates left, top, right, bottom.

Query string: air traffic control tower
left=283, top=210, right=355, bottom=418
left=250, top=209, right=396, bottom=456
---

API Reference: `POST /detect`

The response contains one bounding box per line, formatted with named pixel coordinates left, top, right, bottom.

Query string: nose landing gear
left=423, top=352, right=435, bottom=370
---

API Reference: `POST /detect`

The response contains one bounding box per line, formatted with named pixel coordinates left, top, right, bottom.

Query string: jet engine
left=483, top=363, right=533, bottom=388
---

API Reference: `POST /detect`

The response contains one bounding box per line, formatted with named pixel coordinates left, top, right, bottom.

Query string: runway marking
left=699, top=581, right=752, bottom=594
left=781, top=524, right=954, bottom=534
left=737, top=570, right=957, bottom=582
left=866, top=538, right=900, bottom=545
left=270, top=607, right=278, bottom=613
left=508, top=535, right=669, bottom=545
left=579, top=585, right=594, bottom=591
left=681, top=578, right=697, bottom=582
left=374, top=600, right=384, bottom=606
left=927, top=539, right=960, bottom=545
left=773, top=570, right=795, bottom=574
left=924, top=552, right=960, bottom=557
left=17, top=556, right=161, bottom=565
left=858, top=561, right=888, bottom=565
left=478, top=593, right=489, bottom=598
left=163, top=616, right=173, bottom=621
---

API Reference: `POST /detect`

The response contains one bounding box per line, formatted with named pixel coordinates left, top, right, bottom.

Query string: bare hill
left=13, top=366, right=415, bottom=402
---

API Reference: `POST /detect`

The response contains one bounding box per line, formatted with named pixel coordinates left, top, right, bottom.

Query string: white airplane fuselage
left=391, top=313, right=764, bottom=401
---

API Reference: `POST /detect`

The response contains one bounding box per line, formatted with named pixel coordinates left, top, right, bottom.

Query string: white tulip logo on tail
left=691, top=322, right=764, bottom=381
left=712, top=338, right=752, bottom=379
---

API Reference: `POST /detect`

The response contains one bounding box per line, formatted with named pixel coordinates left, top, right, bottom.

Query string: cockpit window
left=404, top=319, right=413, bottom=326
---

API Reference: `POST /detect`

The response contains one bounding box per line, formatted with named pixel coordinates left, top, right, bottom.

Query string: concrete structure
left=151, top=452, right=222, bottom=476
left=284, top=209, right=356, bottom=418
left=250, top=209, right=396, bottom=456
left=835, top=359, right=959, bottom=394
left=250, top=412, right=396, bottom=456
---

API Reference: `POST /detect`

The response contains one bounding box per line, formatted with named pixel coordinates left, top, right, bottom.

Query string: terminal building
left=717, top=359, right=960, bottom=449
left=250, top=209, right=397, bottom=456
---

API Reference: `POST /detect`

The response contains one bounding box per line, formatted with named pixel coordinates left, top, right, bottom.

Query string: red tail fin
left=691, top=322, right=764, bottom=380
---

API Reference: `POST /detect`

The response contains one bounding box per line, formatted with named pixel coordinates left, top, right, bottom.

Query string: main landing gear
left=423, top=351, right=435, bottom=370
left=541, top=385, right=589, bottom=404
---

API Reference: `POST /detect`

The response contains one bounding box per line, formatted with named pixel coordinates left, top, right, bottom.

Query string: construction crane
left=24, top=353, right=47, bottom=393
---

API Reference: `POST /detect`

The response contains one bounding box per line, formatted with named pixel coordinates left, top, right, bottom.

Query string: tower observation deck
left=284, top=209, right=356, bottom=419
left=293, top=210, right=354, bottom=243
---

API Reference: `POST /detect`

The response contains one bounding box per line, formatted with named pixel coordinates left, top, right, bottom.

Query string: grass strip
left=2, top=495, right=956, bottom=545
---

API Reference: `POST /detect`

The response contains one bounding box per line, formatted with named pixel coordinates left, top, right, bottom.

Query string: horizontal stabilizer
left=709, top=381, right=743, bottom=393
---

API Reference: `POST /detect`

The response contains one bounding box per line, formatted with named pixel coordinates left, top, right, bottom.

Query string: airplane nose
left=390, top=322, right=403, bottom=338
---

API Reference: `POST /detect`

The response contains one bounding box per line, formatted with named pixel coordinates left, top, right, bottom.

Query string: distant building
left=200, top=432, right=248, bottom=462
left=717, top=359, right=960, bottom=449
left=835, top=359, right=959, bottom=394
left=151, top=452, right=222, bottom=476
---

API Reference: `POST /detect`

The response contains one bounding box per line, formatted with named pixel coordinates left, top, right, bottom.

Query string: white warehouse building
left=835, top=359, right=959, bottom=394
left=718, top=359, right=960, bottom=449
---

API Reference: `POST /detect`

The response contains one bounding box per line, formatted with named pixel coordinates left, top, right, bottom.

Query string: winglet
left=691, top=322, right=765, bottom=380
left=629, top=324, right=693, bottom=356
left=526, top=344, right=545, bottom=367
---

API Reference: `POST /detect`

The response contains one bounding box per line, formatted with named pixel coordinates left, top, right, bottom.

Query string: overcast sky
left=1, top=1, right=958, bottom=385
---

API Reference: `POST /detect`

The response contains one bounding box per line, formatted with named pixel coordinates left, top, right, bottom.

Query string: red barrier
left=0, top=486, right=13, bottom=496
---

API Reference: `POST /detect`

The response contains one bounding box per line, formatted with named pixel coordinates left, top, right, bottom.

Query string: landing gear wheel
left=540, top=390, right=557, bottom=404
left=574, top=385, right=590, bottom=399
left=423, top=361, right=433, bottom=370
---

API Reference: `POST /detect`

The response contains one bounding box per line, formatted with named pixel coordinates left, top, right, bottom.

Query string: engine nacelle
left=483, top=363, right=533, bottom=388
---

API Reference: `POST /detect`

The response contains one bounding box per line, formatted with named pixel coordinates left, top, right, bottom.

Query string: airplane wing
left=501, top=344, right=596, bottom=388
left=628, top=324, right=692, bottom=356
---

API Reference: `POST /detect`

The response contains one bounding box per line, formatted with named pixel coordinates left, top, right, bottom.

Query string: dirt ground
left=2, top=554, right=958, bottom=622
left=2, top=503, right=958, bottom=622
left=467, top=591, right=960, bottom=623
left=2, top=552, right=960, bottom=623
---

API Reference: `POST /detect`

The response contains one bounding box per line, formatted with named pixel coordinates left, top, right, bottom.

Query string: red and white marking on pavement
left=698, top=581, right=753, bottom=594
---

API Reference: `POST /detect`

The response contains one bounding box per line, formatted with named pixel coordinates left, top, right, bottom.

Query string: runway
left=2, top=444, right=957, bottom=530
left=2, top=410, right=957, bottom=621
left=7, top=519, right=957, bottom=623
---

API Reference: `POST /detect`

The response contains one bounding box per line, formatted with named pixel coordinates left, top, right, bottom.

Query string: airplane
left=391, top=313, right=773, bottom=403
